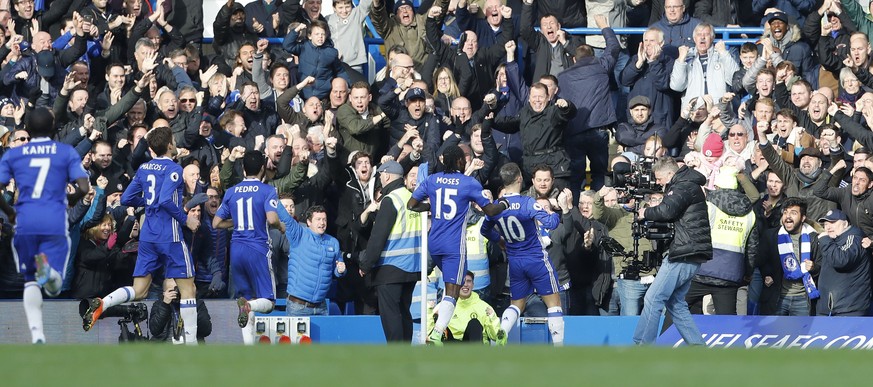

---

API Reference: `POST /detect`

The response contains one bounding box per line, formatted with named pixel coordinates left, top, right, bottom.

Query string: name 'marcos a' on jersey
left=412, top=172, right=492, bottom=256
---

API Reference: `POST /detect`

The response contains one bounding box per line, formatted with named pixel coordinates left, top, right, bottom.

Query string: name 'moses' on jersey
left=412, top=172, right=492, bottom=255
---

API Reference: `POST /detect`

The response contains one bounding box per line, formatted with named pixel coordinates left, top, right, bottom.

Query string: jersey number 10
left=497, top=216, right=526, bottom=243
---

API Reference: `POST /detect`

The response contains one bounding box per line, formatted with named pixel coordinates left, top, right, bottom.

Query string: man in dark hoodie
left=634, top=156, right=711, bottom=345
left=614, top=96, right=672, bottom=156
left=686, top=168, right=758, bottom=315
left=814, top=165, right=873, bottom=238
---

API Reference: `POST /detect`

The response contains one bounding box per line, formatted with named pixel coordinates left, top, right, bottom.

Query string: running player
left=82, top=126, right=201, bottom=344
left=407, top=145, right=508, bottom=345
left=213, top=150, right=285, bottom=345
left=481, top=163, right=569, bottom=346
left=0, top=108, right=90, bottom=343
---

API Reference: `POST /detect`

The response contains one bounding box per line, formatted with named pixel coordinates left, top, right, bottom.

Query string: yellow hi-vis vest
left=698, top=202, right=756, bottom=284
left=465, top=217, right=490, bottom=290
left=378, top=188, right=422, bottom=273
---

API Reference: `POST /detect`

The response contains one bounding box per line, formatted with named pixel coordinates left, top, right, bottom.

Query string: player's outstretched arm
left=482, top=197, right=510, bottom=217
left=406, top=196, right=430, bottom=212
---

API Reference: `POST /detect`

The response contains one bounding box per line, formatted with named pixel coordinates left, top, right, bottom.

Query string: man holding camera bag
left=633, top=156, right=711, bottom=345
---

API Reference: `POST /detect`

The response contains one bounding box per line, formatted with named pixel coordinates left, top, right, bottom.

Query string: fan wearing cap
left=686, top=167, right=758, bottom=315
left=615, top=95, right=671, bottom=155
left=683, top=132, right=726, bottom=190
left=2, top=14, right=89, bottom=106
left=369, top=0, right=428, bottom=67
left=214, top=0, right=258, bottom=73
left=379, top=87, right=441, bottom=160
left=757, top=121, right=840, bottom=222
left=815, top=209, right=871, bottom=316
left=756, top=12, right=815, bottom=83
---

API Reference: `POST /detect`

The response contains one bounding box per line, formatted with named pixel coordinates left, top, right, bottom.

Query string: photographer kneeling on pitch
left=149, top=279, right=212, bottom=343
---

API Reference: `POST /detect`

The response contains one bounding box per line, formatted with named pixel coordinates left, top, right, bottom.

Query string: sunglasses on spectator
left=180, top=98, right=196, bottom=104
left=14, top=136, right=30, bottom=142
left=728, top=132, right=745, bottom=137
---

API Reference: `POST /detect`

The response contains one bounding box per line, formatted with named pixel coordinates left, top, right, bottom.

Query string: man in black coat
left=634, top=157, right=711, bottom=345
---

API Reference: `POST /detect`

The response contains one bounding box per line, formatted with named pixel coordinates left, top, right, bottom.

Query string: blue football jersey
left=0, top=138, right=88, bottom=235
left=412, top=172, right=491, bottom=255
left=121, top=157, right=187, bottom=243
left=216, top=178, right=278, bottom=248
left=481, top=194, right=560, bottom=259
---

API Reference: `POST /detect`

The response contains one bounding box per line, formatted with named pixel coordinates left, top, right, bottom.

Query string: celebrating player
left=407, top=145, right=509, bottom=345
left=82, top=126, right=202, bottom=345
left=0, top=108, right=90, bottom=344
left=481, top=163, right=569, bottom=346
left=213, top=150, right=285, bottom=345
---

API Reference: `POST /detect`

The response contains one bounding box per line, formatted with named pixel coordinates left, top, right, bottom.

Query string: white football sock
left=23, top=282, right=45, bottom=344
left=547, top=306, right=564, bottom=347
left=180, top=299, right=198, bottom=345
left=500, top=305, right=521, bottom=334
left=248, top=298, right=274, bottom=313
left=433, top=297, right=457, bottom=334
left=103, top=286, right=135, bottom=309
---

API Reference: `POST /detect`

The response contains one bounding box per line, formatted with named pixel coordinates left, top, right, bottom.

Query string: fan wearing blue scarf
left=762, top=197, right=822, bottom=316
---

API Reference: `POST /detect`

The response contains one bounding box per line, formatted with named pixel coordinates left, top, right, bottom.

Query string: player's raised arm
left=482, top=197, right=510, bottom=217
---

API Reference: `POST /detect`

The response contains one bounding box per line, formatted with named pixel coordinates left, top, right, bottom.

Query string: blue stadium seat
left=344, top=302, right=356, bottom=315
left=329, top=301, right=342, bottom=316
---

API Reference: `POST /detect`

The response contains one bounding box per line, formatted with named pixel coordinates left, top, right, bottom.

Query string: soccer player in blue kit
left=82, top=127, right=202, bottom=344
left=0, top=108, right=91, bottom=343
left=213, top=150, right=285, bottom=345
left=481, top=163, right=570, bottom=346
left=407, top=145, right=509, bottom=345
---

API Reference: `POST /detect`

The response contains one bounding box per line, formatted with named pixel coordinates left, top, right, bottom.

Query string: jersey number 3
left=434, top=188, right=458, bottom=220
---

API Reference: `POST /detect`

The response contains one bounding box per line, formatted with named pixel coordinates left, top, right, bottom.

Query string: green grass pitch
left=4, top=345, right=873, bottom=386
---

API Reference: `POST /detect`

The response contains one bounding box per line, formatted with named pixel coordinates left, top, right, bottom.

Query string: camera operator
left=633, top=156, right=711, bottom=346
left=594, top=184, right=660, bottom=316
left=150, top=279, right=212, bottom=343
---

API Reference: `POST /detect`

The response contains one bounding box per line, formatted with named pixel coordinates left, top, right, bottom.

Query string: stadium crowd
left=2, top=0, right=873, bottom=342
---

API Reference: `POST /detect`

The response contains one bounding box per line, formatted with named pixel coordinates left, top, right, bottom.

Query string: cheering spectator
left=282, top=20, right=350, bottom=100
left=816, top=209, right=872, bottom=316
